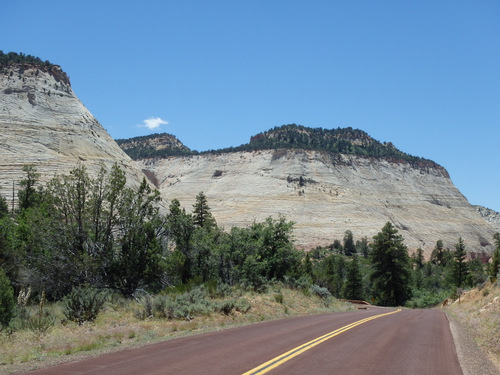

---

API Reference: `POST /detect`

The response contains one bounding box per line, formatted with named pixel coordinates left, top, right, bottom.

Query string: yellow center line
left=242, top=308, right=402, bottom=375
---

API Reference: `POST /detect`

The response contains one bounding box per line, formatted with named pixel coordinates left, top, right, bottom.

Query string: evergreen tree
left=0, top=266, right=14, bottom=328
left=413, top=248, right=425, bottom=270
left=167, top=199, right=195, bottom=284
left=17, top=164, right=41, bottom=211
left=451, top=237, right=469, bottom=288
left=108, top=178, right=167, bottom=296
left=488, top=233, right=500, bottom=282
left=0, top=215, right=18, bottom=285
left=343, top=256, right=363, bottom=300
left=356, top=236, right=370, bottom=258
left=0, top=195, right=8, bottom=218
left=431, top=240, right=446, bottom=266
left=192, top=191, right=215, bottom=229
left=343, top=230, right=356, bottom=256
left=304, top=252, right=313, bottom=276
left=370, top=222, right=411, bottom=306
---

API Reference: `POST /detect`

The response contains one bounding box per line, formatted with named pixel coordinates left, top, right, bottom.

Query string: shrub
left=0, top=267, right=14, bottom=328
left=16, top=290, right=54, bottom=336
left=174, top=286, right=213, bottom=319
left=63, top=285, right=107, bottom=325
left=216, top=299, right=236, bottom=315
left=274, top=293, right=284, bottom=304
left=311, top=284, right=331, bottom=299
left=133, top=291, right=154, bottom=320
left=235, top=298, right=252, bottom=313
left=405, top=289, right=450, bottom=309
left=216, top=283, right=233, bottom=298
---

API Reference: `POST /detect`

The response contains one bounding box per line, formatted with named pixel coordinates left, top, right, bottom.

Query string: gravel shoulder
left=446, top=312, right=499, bottom=375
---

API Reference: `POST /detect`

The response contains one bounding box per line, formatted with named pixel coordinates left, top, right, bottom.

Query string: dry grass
left=444, top=281, right=500, bottom=370
left=0, top=286, right=353, bottom=375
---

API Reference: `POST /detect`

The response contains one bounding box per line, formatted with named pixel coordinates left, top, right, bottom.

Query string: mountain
left=1, top=52, right=495, bottom=257
left=0, top=52, right=147, bottom=203
left=122, top=127, right=497, bottom=257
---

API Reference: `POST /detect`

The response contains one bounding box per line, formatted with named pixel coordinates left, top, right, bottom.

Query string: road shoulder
left=446, top=312, right=498, bottom=375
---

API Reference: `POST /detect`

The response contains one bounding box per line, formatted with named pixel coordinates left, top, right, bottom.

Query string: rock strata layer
left=140, top=150, right=496, bottom=256
left=0, top=64, right=146, bottom=203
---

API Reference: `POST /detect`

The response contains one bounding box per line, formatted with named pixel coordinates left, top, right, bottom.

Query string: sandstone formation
left=139, top=149, right=497, bottom=257
left=0, top=62, right=147, bottom=205
left=475, top=205, right=500, bottom=234
left=1, top=56, right=495, bottom=258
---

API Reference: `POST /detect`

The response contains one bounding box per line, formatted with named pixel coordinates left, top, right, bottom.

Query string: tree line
left=115, top=125, right=441, bottom=169
left=1, top=164, right=499, bottom=329
left=0, top=51, right=53, bottom=69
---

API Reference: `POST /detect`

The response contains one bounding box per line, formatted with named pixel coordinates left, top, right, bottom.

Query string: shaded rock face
left=0, top=64, right=146, bottom=204
left=140, top=150, right=496, bottom=256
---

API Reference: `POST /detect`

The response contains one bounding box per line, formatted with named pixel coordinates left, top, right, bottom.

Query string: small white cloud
left=137, top=117, right=168, bottom=130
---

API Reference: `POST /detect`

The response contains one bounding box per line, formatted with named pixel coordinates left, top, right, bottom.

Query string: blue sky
left=2, top=1, right=500, bottom=211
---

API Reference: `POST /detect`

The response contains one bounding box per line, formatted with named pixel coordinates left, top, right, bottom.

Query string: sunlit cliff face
left=0, top=64, right=147, bottom=203
left=138, top=149, right=496, bottom=257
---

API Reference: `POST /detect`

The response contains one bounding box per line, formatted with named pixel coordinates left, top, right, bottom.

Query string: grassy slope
left=443, top=281, right=500, bottom=371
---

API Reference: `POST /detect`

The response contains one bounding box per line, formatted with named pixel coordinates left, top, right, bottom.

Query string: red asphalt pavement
left=24, top=307, right=462, bottom=375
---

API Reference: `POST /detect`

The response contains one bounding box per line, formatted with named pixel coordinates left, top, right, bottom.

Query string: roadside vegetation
left=0, top=164, right=499, bottom=372
left=444, top=281, right=500, bottom=370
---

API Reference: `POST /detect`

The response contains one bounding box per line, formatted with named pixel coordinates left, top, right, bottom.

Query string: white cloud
left=137, top=117, right=168, bottom=130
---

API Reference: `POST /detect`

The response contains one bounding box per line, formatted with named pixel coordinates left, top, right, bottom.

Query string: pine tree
left=343, top=256, right=363, bottom=300
left=451, top=237, right=469, bottom=288
left=370, top=222, right=411, bottom=306
left=192, top=191, right=215, bottom=229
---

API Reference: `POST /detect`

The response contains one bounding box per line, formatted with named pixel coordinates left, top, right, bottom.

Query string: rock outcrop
left=0, top=62, right=147, bottom=204
left=475, top=206, right=500, bottom=234
left=139, top=149, right=497, bottom=257
left=116, top=133, right=191, bottom=160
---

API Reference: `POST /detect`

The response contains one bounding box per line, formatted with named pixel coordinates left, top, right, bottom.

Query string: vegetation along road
left=25, top=307, right=462, bottom=375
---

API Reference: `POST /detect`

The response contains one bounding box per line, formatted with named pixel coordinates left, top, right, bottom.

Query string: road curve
left=24, top=307, right=462, bottom=375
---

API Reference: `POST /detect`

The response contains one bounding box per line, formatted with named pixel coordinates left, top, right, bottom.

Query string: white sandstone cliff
left=140, top=149, right=496, bottom=257
left=0, top=64, right=146, bottom=203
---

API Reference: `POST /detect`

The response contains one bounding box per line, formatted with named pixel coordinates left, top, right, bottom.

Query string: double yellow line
left=242, top=309, right=401, bottom=375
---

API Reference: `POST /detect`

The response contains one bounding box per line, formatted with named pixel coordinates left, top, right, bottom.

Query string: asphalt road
left=25, top=307, right=462, bottom=375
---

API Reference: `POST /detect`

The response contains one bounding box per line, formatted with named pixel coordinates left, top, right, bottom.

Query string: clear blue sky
left=2, top=1, right=500, bottom=211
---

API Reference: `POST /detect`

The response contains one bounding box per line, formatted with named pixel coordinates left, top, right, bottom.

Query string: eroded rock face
left=0, top=64, right=146, bottom=202
left=475, top=206, right=500, bottom=234
left=140, top=149, right=496, bottom=256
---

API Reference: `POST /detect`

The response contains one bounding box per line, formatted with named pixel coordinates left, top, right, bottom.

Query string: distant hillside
left=116, top=133, right=194, bottom=159
left=118, top=124, right=441, bottom=170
